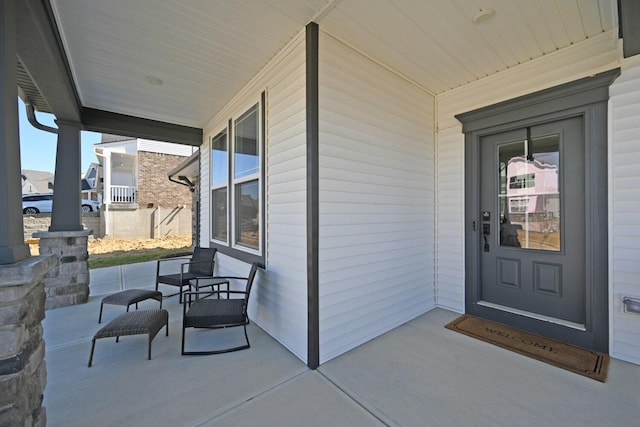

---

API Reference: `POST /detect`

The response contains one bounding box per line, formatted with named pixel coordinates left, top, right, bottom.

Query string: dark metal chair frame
left=88, top=309, right=169, bottom=367
left=155, top=247, right=217, bottom=303
left=181, top=262, right=259, bottom=355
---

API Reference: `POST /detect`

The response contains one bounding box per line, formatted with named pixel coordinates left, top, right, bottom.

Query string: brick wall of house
left=137, top=151, right=192, bottom=208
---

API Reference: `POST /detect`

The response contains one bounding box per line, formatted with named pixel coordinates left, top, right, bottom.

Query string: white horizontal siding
left=609, top=57, right=640, bottom=364
left=318, top=33, right=435, bottom=363
left=435, top=31, right=620, bottom=314
left=200, top=31, right=308, bottom=362
left=435, top=125, right=465, bottom=312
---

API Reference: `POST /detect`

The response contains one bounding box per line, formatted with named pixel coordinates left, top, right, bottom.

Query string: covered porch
left=43, top=261, right=640, bottom=426
left=3, top=1, right=640, bottom=424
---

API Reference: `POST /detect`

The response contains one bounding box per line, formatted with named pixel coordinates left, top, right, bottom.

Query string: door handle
left=482, top=224, right=490, bottom=252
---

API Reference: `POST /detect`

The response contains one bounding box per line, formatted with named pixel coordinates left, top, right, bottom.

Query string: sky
left=18, top=98, right=101, bottom=174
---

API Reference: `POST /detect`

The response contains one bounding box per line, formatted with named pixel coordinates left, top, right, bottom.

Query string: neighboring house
left=21, top=169, right=54, bottom=194
left=504, top=155, right=559, bottom=236
left=23, top=167, right=99, bottom=202
left=8, top=1, right=640, bottom=372
left=81, top=162, right=100, bottom=202
left=93, top=134, right=197, bottom=238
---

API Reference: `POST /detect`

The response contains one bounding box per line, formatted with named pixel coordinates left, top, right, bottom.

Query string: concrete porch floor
left=43, top=261, right=640, bottom=427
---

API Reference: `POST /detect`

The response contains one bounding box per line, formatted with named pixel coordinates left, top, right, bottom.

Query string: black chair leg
left=88, top=339, right=96, bottom=367
left=244, top=325, right=250, bottom=349
left=98, top=303, right=104, bottom=323
left=182, top=325, right=251, bottom=356
left=181, top=324, right=186, bottom=355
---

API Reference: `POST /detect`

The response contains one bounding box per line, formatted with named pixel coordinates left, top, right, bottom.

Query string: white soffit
left=50, top=0, right=618, bottom=128
left=319, top=0, right=618, bottom=94
left=50, top=0, right=331, bottom=128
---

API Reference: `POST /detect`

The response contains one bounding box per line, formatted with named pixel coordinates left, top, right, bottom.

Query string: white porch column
left=102, top=152, right=111, bottom=236
left=104, top=151, right=111, bottom=206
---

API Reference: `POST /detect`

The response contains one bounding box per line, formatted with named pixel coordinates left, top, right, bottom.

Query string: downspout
left=168, top=174, right=196, bottom=249
left=25, top=102, right=58, bottom=134
left=168, top=175, right=195, bottom=192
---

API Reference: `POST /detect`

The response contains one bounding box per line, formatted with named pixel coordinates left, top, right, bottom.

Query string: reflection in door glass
left=498, top=135, right=560, bottom=251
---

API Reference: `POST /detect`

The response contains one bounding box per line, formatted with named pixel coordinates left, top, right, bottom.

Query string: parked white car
left=22, top=193, right=100, bottom=214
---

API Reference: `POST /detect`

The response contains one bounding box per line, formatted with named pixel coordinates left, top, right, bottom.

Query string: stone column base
left=32, top=230, right=92, bottom=310
left=0, top=254, right=56, bottom=427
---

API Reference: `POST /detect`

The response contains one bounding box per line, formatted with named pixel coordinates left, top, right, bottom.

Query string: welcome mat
left=445, top=315, right=609, bottom=382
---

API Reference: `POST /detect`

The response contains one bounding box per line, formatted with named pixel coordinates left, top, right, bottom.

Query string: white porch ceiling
left=50, top=0, right=618, bottom=129
left=321, top=0, right=617, bottom=94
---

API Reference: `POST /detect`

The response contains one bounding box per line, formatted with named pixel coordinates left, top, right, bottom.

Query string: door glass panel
left=498, top=135, right=560, bottom=251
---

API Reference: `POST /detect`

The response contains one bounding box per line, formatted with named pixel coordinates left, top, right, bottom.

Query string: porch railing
left=109, top=185, right=136, bottom=204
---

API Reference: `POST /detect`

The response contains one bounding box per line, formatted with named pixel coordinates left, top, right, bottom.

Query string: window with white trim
left=210, top=96, right=264, bottom=262
left=211, top=129, right=228, bottom=242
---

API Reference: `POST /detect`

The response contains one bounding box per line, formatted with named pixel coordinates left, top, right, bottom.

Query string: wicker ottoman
left=99, top=289, right=163, bottom=323
left=88, top=309, right=169, bottom=367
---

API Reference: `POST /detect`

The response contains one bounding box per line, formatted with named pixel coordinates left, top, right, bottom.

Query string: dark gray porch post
left=306, top=22, right=320, bottom=369
left=0, top=0, right=30, bottom=264
left=1, top=0, right=50, bottom=423
left=50, top=120, right=83, bottom=231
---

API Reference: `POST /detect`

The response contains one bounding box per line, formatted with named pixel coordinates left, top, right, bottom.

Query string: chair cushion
left=157, top=272, right=199, bottom=286
left=94, top=309, right=168, bottom=339
left=185, top=299, right=246, bottom=328
left=102, top=289, right=163, bottom=306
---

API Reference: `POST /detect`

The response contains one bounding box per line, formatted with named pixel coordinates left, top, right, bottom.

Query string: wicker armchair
left=155, top=247, right=216, bottom=303
left=181, top=262, right=258, bottom=355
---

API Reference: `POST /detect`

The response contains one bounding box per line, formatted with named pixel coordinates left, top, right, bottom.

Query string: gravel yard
left=29, top=235, right=192, bottom=258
